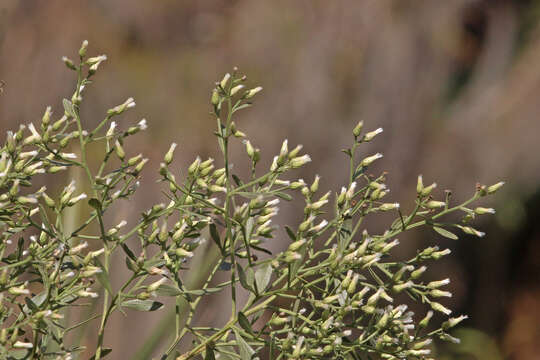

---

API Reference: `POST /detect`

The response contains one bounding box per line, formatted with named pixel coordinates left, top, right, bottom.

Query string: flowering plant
left=0, top=42, right=502, bottom=360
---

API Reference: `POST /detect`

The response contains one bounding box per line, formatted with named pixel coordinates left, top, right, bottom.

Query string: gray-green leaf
left=234, top=329, right=255, bottom=360
left=122, top=299, right=163, bottom=312
left=433, top=226, right=458, bottom=240
left=254, top=264, right=272, bottom=293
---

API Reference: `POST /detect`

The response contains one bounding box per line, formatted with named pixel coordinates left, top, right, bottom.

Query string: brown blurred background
left=1, top=0, right=540, bottom=359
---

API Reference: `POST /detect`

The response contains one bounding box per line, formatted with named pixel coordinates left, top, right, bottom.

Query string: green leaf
left=31, top=292, right=47, bottom=307
left=284, top=226, right=296, bottom=241
left=237, top=311, right=254, bottom=336
left=204, top=345, right=216, bottom=360
left=63, top=98, right=76, bottom=117
left=245, top=218, right=254, bottom=240
left=233, top=103, right=252, bottom=113
left=234, top=329, right=255, bottom=360
left=185, top=287, right=223, bottom=296
left=341, top=148, right=352, bottom=157
left=125, top=256, right=138, bottom=273
left=254, top=264, right=272, bottom=293
left=232, top=174, right=243, bottom=186
left=121, top=243, right=137, bottom=261
left=8, top=349, right=30, bottom=359
left=122, top=299, right=163, bottom=312
left=154, top=284, right=183, bottom=297
left=88, top=198, right=102, bottom=211
left=274, top=192, right=292, bottom=201
left=24, top=297, right=39, bottom=312
left=209, top=223, right=222, bottom=251
left=353, top=164, right=367, bottom=180
left=433, top=226, right=458, bottom=240
left=237, top=264, right=253, bottom=292
left=95, top=259, right=113, bottom=296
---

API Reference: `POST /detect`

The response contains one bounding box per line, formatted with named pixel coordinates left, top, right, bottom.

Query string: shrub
left=0, top=41, right=503, bottom=359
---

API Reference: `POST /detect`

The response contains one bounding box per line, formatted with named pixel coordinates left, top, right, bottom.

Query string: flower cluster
left=0, top=42, right=502, bottom=360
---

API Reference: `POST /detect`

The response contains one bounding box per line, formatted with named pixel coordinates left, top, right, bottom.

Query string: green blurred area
left=1, top=1, right=540, bottom=359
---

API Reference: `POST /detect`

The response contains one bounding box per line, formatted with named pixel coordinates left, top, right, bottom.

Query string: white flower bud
left=363, top=127, right=383, bottom=142
left=361, top=153, right=383, bottom=167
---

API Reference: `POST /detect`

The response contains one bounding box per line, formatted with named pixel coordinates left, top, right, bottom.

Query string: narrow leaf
left=433, top=226, right=458, bottom=240
left=209, top=223, right=221, bottom=251
left=232, top=174, right=243, bottom=186
left=237, top=311, right=254, bottom=336
left=122, top=299, right=163, bottom=312
left=284, top=226, right=296, bottom=241
left=185, top=287, right=223, bottom=296
left=204, top=345, right=216, bottom=360
left=274, top=192, right=292, bottom=201
left=154, top=284, right=183, bottom=297
left=121, top=243, right=137, bottom=261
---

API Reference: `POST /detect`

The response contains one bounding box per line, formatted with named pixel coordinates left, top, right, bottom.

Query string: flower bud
left=347, top=274, right=360, bottom=294
left=442, top=315, right=468, bottom=330
left=310, top=175, right=320, bottom=193
left=62, top=56, right=77, bottom=70
left=393, top=281, right=413, bottom=293
left=363, top=127, right=383, bottom=142
left=13, top=341, right=33, bottom=349
left=245, top=86, right=262, bottom=99
left=426, top=200, right=445, bottom=209
left=288, top=238, right=306, bottom=252
left=427, top=278, right=450, bottom=289
left=417, top=175, right=424, bottom=194
left=430, top=289, right=452, bottom=298
left=210, top=89, right=220, bottom=106
left=115, top=140, right=125, bottom=160
left=188, top=157, right=201, bottom=175
left=430, top=301, right=452, bottom=315
left=475, top=207, right=495, bottom=215
left=284, top=251, right=301, bottom=263
left=360, top=153, right=383, bottom=167
left=41, top=106, right=52, bottom=127
left=133, top=158, right=149, bottom=174
left=79, top=40, right=89, bottom=58
left=419, top=311, right=433, bottom=328
left=219, top=73, right=231, bottom=90
left=148, top=277, right=168, bottom=292
left=164, top=142, right=177, bottom=165
left=128, top=154, right=143, bottom=166
left=352, top=120, right=364, bottom=137
left=290, top=155, right=311, bottom=168
left=175, top=247, right=194, bottom=258
left=379, top=203, right=400, bottom=211
left=432, top=248, right=451, bottom=260
left=421, top=182, right=437, bottom=197
left=230, top=84, right=244, bottom=96
left=486, top=181, right=505, bottom=194
left=458, top=225, right=485, bottom=238
left=410, top=266, right=426, bottom=279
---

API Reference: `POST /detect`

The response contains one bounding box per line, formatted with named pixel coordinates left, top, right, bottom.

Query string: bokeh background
left=1, top=0, right=540, bottom=359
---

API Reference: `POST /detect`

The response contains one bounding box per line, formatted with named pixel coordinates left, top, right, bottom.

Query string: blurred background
left=1, top=0, right=539, bottom=359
